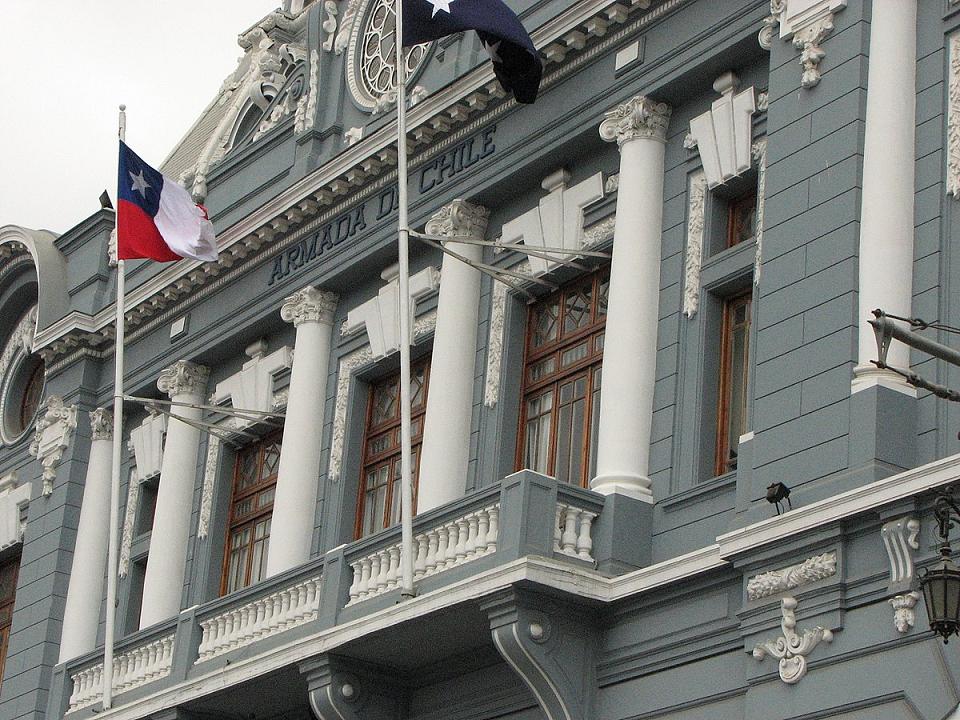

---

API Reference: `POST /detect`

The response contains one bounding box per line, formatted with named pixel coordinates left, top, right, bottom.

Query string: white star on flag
left=129, top=170, right=151, bottom=198
left=426, top=0, right=455, bottom=17
left=482, top=39, right=502, bottom=64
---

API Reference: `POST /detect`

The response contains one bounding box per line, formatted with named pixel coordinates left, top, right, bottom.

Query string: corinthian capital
left=281, top=286, right=339, bottom=326
left=599, top=96, right=671, bottom=147
left=89, top=407, right=114, bottom=441
left=425, top=199, right=490, bottom=240
left=157, top=360, right=210, bottom=399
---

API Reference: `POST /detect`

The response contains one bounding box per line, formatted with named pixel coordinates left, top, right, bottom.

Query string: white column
left=853, top=0, right=917, bottom=394
left=418, top=200, right=490, bottom=512
left=139, top=361, right=208, bottom=628
left=58, top=408, right=113, bottom=662
left=266, top=287, right=338, bottom=577
left=592, top=96, right=671, bottom=502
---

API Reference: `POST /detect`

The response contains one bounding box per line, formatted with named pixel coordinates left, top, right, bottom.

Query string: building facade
left=1, top=0, right=960, bottom=718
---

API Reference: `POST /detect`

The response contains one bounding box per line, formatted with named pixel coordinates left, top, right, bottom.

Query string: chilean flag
left=117, top=141, right=218, bottom=262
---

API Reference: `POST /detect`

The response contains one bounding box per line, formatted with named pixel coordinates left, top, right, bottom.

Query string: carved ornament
left=890, top=591, right=921, bottom=634
left=747, top=551, right=837, bottom=601
left=947, top=31, right=960, bottom=199
left=881, top=516, right=920, bottom=585
left=682, top=170, right=707, bottom=319
left=687, top=73, right=756, bottom=188
left=281, top=286, right=339, bottom=327
left=752, top=139, right=767, bottom=285
left=157, top=360, right=210, bottom=399
left=753, top=596, right=833, bottom=684
left=759, top=0, right=846, bottom=90
left=89, top=408, right=114, bottom=441
left=599, top=95, right=671, bottom=146
left=29, top=396, right=78, bottom=496
left=425, top=199, right=490, bottom=240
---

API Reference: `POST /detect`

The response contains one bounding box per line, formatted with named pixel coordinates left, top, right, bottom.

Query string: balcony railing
left=55, top=471, right=614, bottom=718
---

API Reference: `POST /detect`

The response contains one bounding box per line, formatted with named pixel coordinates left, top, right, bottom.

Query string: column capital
left=89, top=408, right=113, bottom=441
left=599, top=96, right=671, bottom=147
left=157, top=360, right=209, bottom=399
left=281, top=286, right=338, bottom=327
left=425, top=199, right=490, bottom=240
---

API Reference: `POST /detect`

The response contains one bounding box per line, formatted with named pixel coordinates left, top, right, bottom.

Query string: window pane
left=589, top=367, right=602, bottom=478
left=563, top=285, right=592, bottom=334
left=529, top=356, right=556, bottom=383
left=717, top=293, right=752, bottom=475
left=560, top=342, right=589, bottom=368
left=532, top=301, right=560, bottom=347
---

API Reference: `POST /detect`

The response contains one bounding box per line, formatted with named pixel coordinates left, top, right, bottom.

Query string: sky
left=0, top=1, right=282, bottom=234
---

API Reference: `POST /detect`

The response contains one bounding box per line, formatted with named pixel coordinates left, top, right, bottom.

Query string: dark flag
left=401, top=0, right=542, bottom=104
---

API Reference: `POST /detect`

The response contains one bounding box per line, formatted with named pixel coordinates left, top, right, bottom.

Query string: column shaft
left=854, top=0, right=917, bottom=389
left=418, top=201, right=488, bottom=512
left=592, top=97, right=671, bottom=502
left=59, top=410, right=112, bottom=662
left=267, top=287, right=337, bottom=577
left=140, top=362, right=207, bottom=628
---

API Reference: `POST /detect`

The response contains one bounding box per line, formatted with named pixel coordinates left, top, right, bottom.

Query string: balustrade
left=347, top=503, right=499, bottom=605
left=67, top=634, right=175, bottom=712
left=197, top=576, right=321, bottom=662
left=554, top=502, right=597, bottom=562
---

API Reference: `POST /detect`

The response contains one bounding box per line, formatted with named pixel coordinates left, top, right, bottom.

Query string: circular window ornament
left=346, top=0, right=429, bottom=111
left=0, top=307, right=45, bottom=445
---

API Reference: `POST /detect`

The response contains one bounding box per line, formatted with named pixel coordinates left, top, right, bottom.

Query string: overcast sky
left=0, top=1, right=281, bottom=235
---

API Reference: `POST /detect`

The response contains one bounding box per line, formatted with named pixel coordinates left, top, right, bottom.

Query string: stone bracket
left=301, top=654, right=402, bottom=720
left=482, top=589, right=597, bottom=720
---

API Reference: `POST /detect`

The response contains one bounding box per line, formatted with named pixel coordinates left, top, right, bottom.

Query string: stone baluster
left=593, top=96, right=671, bottom=502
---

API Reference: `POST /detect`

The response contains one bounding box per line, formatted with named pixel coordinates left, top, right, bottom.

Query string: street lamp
left=919, top=487, right=960, bottom=643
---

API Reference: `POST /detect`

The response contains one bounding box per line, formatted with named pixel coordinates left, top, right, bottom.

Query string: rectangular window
left=135, top=477, right=159, bottom=536
left=0, top=554, right=19, bottom=691
left=727, top=187, right=757, bottom=249
left=356, top=358, right=430, bottom=539
left=517, top=270, right=607, bottom=487
left=715, top=291, right=752, bottom=476
left=221, top=433, right=281, bottom=595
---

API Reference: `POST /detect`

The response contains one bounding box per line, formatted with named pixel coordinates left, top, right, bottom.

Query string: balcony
left=49, top=470, right=644, bottom=719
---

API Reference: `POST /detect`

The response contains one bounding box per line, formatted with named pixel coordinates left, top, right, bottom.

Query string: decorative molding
left=753, top=596, right=833, bottom=684
left=484, top=260, right=530, bottom=408
left=0, top=306, right=38, bottom=446
left=752, top=138, right=767, bottom=285
left=889, top=591, right=921, bottom=634
left=604, top=173, right=619, bottom=193
left=341, top=267, right=439, bottom=358
left=682, top=170, right=707, bottom=319
left=281, top=285, right=339, bottom=326
left=344, top=126, right=364, bottom=145
left=554, top=503, right=596, bottom=562
left=295, top=49, right=320, bottom=134
left=197, top=436, right=221, bottom=540
left=760, top=0, right=846, bottom=89
left=108, top=228, right=118, bottom=267
left=328, top=310, right=437, bottom=482
left=0, top=473, right=30, bottom=551
left=499, top=170, right=604, bottom=276
left=211, top=343, right=293, bottom=422
left=582, top=216, right=615, bottom=248
left=425, top=198, right=490, bottom=239
left=746, top=551, right=837, bottom=601
left=157, top=360, right=209, bottom=399
left=29, top=396, right=78, bottom=496
left=321, top=1, right=338, bottom=52
left=118, top=465, right=139, bottom=578
left=89, top=408, right=113, bottom=441
left=682, top=132, right=697, bottom=150
left=687, top=73, right=756, bottom=188
left=948, top=31, right=960, bottom=198
left=599, top=95, right=670, bottom=147
left=756, top=90, right=768, bottom=112
left=302, top=655, right=398, bottom=720
left=129, top=411, right=167, bottom=480
left=881, top=516, right=920, bottom=585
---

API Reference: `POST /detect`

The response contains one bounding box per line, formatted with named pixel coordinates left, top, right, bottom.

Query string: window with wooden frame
left=517, top=270, right=608, bottom=487
left=356, top=358, right=431, bottom=539
left=221, top=433, right=281, bottom=595
left=715, top=291, right=752, bottom=476
left=0, top=554, right=19, bottom=691
left=726, top=186, right=757, bottom=249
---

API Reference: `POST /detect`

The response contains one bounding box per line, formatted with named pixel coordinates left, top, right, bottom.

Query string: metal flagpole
left=103, top=103, right=127, bottom=710
left=394, top=0, right=415, bottom=598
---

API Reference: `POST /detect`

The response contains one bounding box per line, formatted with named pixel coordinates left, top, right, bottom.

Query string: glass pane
left=589, top=367, right=602, bottom=478
left=598, top=279, right=609, bottom=316
left=524, top=391, right=553, bottom=473
left=258, top=487, right=275, bottom=508
left=234, top=497, right=254, bottom=518
left=533, top=301, right=559, bottom=347
left=250, top=518, right=271, bottom=585
left=236, top=451, right=257, bottom=490
left=389, top=460, right=402, bottom=526
left=561, top=342, right=589, bottom=368
left=411, top=366, right=427, bottom=408
left=372, top=381, right=398, bottom=425
left=529, top=357, right=556, bottom=382
left=563, top=285, right=592, bottom=333
left=261, top=441, right=281, bottom=479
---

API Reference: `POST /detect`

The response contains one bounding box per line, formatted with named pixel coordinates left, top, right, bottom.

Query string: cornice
left=36, top=0, right=687, bottom=362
